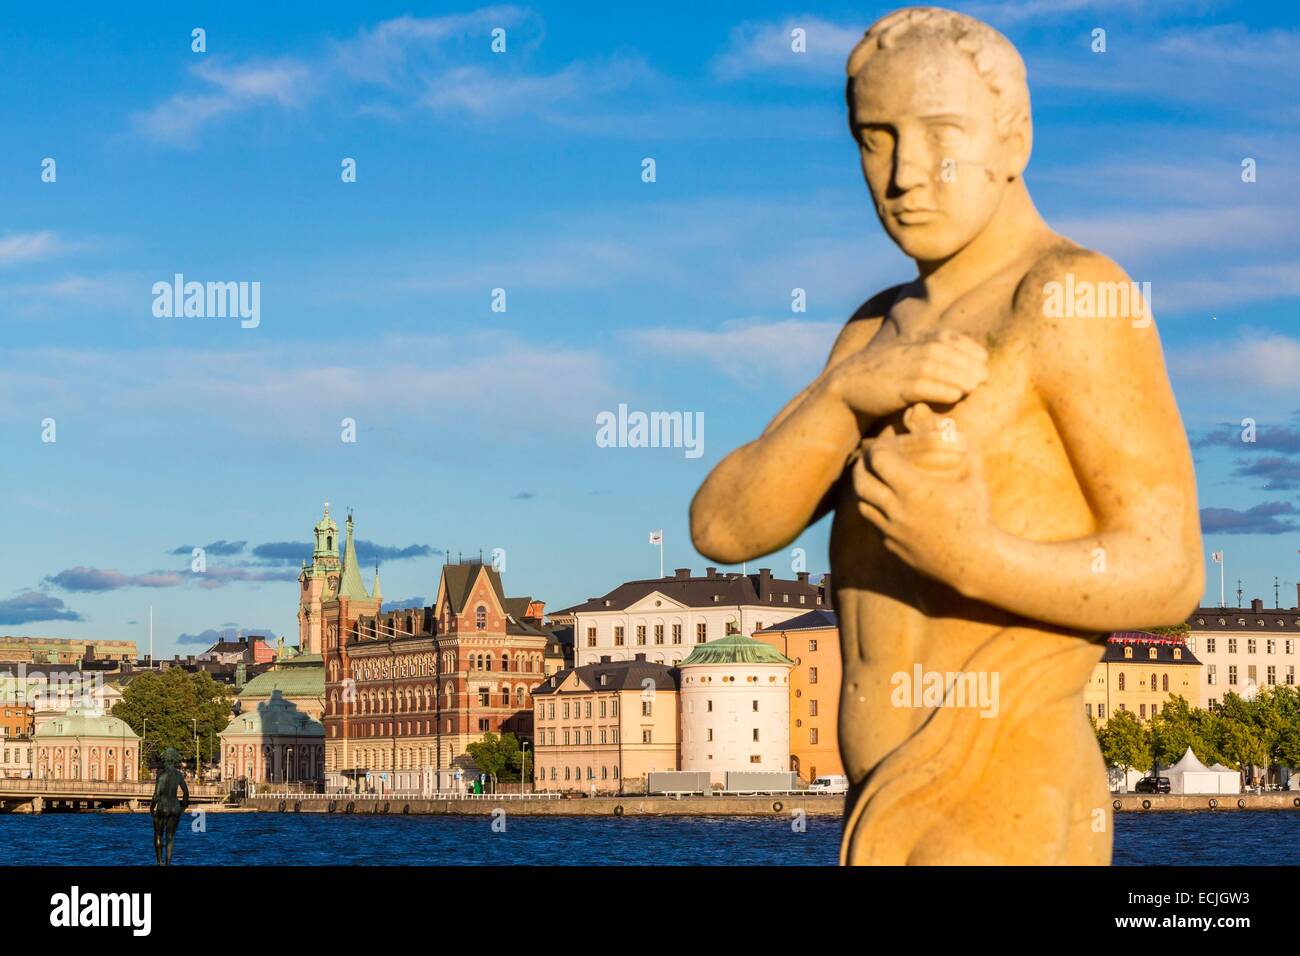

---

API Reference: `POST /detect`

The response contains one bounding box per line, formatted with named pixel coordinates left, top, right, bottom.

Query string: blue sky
left=2, top=0, right=1298, bottom=653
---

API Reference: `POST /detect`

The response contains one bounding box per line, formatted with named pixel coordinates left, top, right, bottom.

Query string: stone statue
left=690, top=6, right=1202, bottom=864
left=149, top=747, right=190, bottom=866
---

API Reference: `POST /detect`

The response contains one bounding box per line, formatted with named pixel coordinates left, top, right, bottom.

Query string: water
left=2, top=810, right=1296, bottom=865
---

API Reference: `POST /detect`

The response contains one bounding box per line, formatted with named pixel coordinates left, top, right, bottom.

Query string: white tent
left=1208, top=763, right=1243, bottom=794
left=1167, top=747, right=1240, bottom=794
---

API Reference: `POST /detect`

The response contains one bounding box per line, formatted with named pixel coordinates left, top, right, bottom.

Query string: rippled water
left=1, top=810, right=1296, bottom=865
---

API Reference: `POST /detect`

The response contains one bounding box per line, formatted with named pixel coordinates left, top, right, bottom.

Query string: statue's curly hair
left=847, top=6, right=1030, bottom=137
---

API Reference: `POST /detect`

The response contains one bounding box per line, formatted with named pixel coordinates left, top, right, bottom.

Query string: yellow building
left=531, top=655, right=679, bottom=794
left=1084, top=633, right=1202, bottom=724
left=753, top=610, right=844, bottom=783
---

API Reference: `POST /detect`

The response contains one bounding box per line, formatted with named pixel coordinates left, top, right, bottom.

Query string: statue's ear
left=1003, top=116, right=1032, bottom=180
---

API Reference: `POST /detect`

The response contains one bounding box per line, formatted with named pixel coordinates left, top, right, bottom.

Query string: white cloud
left=627, top=318, right=841, bottom=384
left=0, top=231, right=63, bottom=267
left=1170, top=330, right=1300, bottom=400
left=132, top=58, right=312, bottom=146
left=712, top=16, right=864, bottom=81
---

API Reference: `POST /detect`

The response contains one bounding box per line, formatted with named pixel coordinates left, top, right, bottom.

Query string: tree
left=112, top=668, right=233, bottom=772
left=465, top=732, right=523, bottom=791
left=1096, top=708, right=1150, bottom=779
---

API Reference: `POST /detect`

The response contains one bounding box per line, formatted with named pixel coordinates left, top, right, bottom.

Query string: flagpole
left=659, top=536, right=664, bottom=579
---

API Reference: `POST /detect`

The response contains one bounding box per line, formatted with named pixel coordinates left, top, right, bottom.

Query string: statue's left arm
left=179, top=775, right=190, bottom=815
left=856, top=251, right=1204, bottom=632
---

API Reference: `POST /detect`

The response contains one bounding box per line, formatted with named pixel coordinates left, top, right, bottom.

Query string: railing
left=251, top=790, right=561, bottom=801
left=0, top=778, right=225, bottom=797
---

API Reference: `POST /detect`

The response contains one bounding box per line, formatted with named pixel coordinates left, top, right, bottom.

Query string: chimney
left=796, top=571, right=810, bottom=584
left=758, top=568, right=772, bottom=597
left=675, top=568, right=691, bottom=580
left=705, top=567, right=717, bottom=578
left=820, top=573, right=834, bottom=609
left=1251, top=598, right=1264, bottom=612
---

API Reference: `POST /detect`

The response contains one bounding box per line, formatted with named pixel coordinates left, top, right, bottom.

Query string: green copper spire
left=373, top=565, right=383, bottom=605
left=337, top=512, right=371, bottom=601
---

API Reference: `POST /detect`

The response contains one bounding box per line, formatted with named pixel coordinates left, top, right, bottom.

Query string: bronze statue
left=691, top=6, right=1202, bottom=864
left=149, top=747, right=190, bottom=866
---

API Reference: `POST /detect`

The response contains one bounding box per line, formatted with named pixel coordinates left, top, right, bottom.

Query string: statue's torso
left=831, top=254, right=1107, bottom=780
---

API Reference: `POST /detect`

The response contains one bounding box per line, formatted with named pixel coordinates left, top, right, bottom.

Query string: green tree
left=1096, top=708, right=1150, bottom=777
left=1150, top=695, right=1216, bottom=765
left=465, top=732, right=523, bottom=791
left=112, top=668, right=232, bottom=772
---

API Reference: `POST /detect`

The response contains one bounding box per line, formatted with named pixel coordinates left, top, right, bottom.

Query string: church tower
left=298, top=501, right=341, bottom=655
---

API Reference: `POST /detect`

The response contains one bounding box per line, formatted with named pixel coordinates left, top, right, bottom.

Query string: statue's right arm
left=691, top=289, right=990, bottom=564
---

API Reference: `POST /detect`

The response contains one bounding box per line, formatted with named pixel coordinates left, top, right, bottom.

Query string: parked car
left=1134, top=776, right=1171, bottom=794
left=809, top=774, right=849, bottom=794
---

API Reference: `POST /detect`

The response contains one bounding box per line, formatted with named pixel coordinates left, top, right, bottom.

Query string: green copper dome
left=679, top=633, right=794, bottom=667
left=35, top=707, right=140, bottom=740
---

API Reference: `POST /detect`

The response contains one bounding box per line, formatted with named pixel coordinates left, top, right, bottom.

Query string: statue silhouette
left=149, top=747, right=190, bottom=866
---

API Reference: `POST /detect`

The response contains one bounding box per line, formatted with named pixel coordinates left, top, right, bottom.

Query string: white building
left=564, top=567, right=829, bottom=668
left=1188, top=599, right=1299, bottom=708
left=678, top=632, right=793, bottom=786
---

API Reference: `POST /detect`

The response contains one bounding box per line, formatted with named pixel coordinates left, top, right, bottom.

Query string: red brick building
left=323, top=560, right=551, bottom=792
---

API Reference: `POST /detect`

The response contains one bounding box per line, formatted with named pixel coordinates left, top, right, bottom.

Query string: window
left=1229, top=665, right=1238, bottom=686
left=810, top=728, right=819, bottom=745
left=752, top=729, right=760, bottom=741
left=808, top=667, right=818, bottom=685
left=476, top=606, right=487, bottom=630
left=1248, top=639, right=1257, bottom=654
left=562, top=702, right=570, bottom=719
left=1150, top=675, right=1157, bottom=691
left=642, top=730, right=652, bottom=744
left=614, top=626, right=625, bottom=647
left=584, top=700, right=592, bottom=718
left=1162, top=674, right=1168, bottom=691
left=808, top=639, right=818, bottom=652
left=696, top=622, right=707, bottom=643
left=1208, top=665, right=1217, bottom=686
left=1118, top=673, right=1126, bottom=691
left=672, top=624, right=682, bottom=644
left=1268, top=639, right=1276, bottom=654
left=1228, top=638, right=1238, bottom=654
left=587, top=627, right=596, bottom=648
left=611, top=699, right=618, bottom=717
left=707, top=728, right=713, bottom=742
left=809, top=700, right=819, bottom=717
left=636, top=626, right=647, bottom=646
left=750, top=755, right=761, bottom=763
left=752, top=700, right=758, bottom=712
left=599, top=700, right=607, bottom=718
left=706, top=700, right=713, bottom=712
left=654, top=624, right=664, bottom=645
left=1268, top=665, right=1277, bottom=686
left=641, top=701, right=652, bottom=717
left=1207, top=638, right=1216, bottom=653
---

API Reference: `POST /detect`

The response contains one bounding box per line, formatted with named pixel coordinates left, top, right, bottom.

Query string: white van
left=809, top=774, right=849, bottom=793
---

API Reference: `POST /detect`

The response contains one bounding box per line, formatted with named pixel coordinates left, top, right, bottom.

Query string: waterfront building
left=563, top=567, right=831, bottom=668
left=220, top=689, right=325, bottom=785
left=678, top=632, right=794, bottom=785
left=1187, top=598, right=1299, bottom=708
left=33, top=706, right=139, bottom=782
left=298, top=502, right=382, bottom=657
left=0, top=636, right=135, bottom=665
left=1084, top=633, right=1202, bottom=723
left=236, top=651, right=325, bottom=722
left=753, top=609, right=844, bottom=783
left=0, top=737, right=32, bottom=778
left=531, top=655, right=679, bottom=794
left=0, top=700, right=34, bottom=740
left=323, top=558, right=551, bottom=793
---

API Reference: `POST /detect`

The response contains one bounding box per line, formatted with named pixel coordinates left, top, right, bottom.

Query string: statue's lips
left=892, top=208, right=942, bottom=225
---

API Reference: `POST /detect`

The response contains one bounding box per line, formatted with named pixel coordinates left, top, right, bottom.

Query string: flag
left=1212, top=551, right=1223, bottom=564
left=649, top=530, right=663, bottom=545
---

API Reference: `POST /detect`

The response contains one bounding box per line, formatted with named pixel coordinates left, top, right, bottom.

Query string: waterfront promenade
left=243, top=791, right=846, bottom=816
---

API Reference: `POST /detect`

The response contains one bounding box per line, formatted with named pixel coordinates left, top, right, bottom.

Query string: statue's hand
left=853, top=426, right=993, bottom=593
left=827, top=329, right=987, bottom=419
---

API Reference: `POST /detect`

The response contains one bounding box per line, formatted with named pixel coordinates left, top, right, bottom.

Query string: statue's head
left=161, top=747, right=181, bottom=769
left=847, top=7, right=1032, bottom=263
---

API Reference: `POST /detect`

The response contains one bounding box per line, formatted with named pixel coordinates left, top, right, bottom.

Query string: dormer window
left=1148, top=647, right=1157, bottom=660
left=1173, top=648, right=1182, bottom=660
left=1123, top=646, right=1133, bottom=659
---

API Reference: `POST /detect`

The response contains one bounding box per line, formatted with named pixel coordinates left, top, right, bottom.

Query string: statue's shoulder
left=1012, top=239, right=1132, bottom=316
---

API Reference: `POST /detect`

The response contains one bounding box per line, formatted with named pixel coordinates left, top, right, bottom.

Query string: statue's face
left=851, top=42, right=1017, bottom=262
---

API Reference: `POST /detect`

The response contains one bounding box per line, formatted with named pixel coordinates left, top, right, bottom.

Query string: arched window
left=502, top=653, right=510, bottom=672
left=515, top=687, right=525, bottom=706
left=1150, top=675, right=1157, bottom=692
left=476, top=605, right=487, bottom=630
left=1162, top=674, right=1169, bottom=692
left=1118, top=673, right=1126, bottom=691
